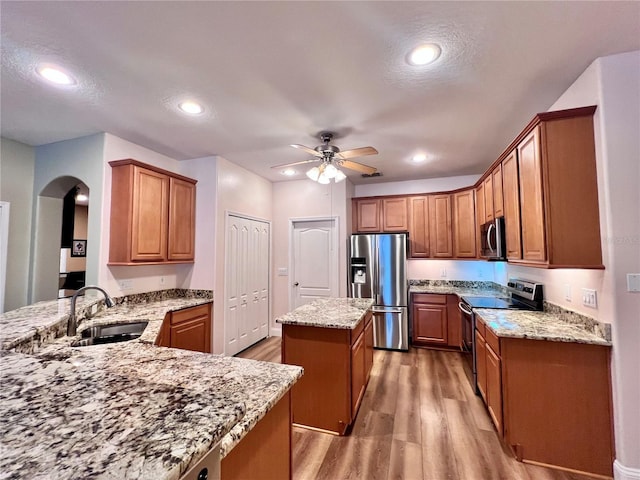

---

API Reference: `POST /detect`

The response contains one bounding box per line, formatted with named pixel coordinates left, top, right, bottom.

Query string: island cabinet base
left=221, top=392, right=292, bottom=480
left=282, top=314, right=372, bottom=435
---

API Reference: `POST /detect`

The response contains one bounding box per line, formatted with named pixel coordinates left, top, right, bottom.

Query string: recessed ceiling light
left=282, top=168, right=297, bottom=176
left=36, top=64, right=76, bottom=86
left=407, top=44, right=441, bottom=66
left=412, top=153, right=427, bottom=163
left=178, top=101, right=204, bottom=115
left=76, top=193, right=88, bottom=202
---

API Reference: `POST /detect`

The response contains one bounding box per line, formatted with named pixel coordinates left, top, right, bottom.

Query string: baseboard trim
left=615, top=460, right=640, bottom=480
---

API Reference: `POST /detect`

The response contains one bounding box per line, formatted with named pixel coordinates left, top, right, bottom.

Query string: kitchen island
left=276, top=297, right=373, bottom=435
left=0, top=290, right=303, bottom=480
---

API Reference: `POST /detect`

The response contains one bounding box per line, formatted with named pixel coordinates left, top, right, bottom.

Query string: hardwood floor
left=236, top=337, right=602, bottom=480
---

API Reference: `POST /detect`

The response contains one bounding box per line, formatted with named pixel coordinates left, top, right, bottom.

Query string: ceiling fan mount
left=271, top=131, right=379, bottom=176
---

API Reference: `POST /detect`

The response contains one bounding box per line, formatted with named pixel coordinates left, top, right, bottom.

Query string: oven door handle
left=458, top=302, right=473, bottom=315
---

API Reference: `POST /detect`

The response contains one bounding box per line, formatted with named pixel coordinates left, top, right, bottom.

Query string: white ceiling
left=2, top=2, right=639, bottom=185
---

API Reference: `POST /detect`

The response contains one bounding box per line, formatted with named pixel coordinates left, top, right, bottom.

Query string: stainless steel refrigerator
left=349, top=233, right=408, bottom=351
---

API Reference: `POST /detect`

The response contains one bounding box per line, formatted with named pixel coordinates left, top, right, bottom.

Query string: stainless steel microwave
left=480, top=217, right=506, bottom=260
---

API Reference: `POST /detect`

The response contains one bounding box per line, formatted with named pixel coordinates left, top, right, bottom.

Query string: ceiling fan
left=272, top=132, right=378, bottom=183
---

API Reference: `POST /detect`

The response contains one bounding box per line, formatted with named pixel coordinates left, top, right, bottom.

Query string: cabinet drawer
left=171, top=303, right=210, bottom=325
left=412, top=293, right=447, bottom=304
left=351, top=317, right=365, bottom=344
left=485, top=326, right=500, bottom=355
left=476, top=317, right=486, bottom=337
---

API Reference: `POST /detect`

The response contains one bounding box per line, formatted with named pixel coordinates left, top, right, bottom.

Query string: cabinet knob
left=294, top=282, right=299, bottom=287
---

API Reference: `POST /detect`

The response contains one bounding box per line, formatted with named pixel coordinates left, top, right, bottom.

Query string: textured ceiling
left=2, top=1, right=639, bottom=184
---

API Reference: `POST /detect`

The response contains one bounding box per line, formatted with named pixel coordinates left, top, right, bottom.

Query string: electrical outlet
left=440, top=268, right=447, bottom=278
left=159, top=276, right=166, bottom=287
left=477, top=269, right=484, bottom=279
left=564, top=284, right=572, bottom=302
left=582, top=288, right=598, bottom=308
left=118, top=279, right=133, bottom=291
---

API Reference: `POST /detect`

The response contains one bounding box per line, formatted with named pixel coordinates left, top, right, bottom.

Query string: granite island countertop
left=0, top=290, right=304, bottom=479
left=275, top=297, right=374, bottom=329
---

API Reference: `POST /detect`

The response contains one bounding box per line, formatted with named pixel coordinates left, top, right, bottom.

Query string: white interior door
left=225, top=214, right=270, bottom=356
left=291, top=219, right=338, bottom=309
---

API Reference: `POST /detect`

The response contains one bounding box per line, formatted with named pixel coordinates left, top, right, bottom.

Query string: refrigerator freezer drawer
left=371, top=307, right=408, bottom=351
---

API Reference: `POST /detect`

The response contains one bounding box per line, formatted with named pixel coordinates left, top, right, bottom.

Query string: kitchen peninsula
left=277, top=297, right=373, bottom=435
left=0, top=290, right=303, bottom=480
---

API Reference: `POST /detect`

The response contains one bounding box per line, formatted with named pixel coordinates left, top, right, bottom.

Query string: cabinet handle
left=294, top=282, right=299, bottom=287
left=458, top=302, right=473, bottom=315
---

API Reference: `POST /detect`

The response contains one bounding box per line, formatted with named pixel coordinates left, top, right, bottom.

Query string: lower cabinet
left=220, top=392, right=291, bottom=480
left=411, top=293, right=461, bottom=349
left=156, top=302, right=212, bottom=353
left=281, top=311, right=373, bottom=435
left=475, top=316, right=613, bottom=477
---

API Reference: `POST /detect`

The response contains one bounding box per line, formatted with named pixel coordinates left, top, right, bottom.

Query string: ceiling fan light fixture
left=306, top=166, right=321, bottom=181
left=334, top=170, right=347, bottom=183
left=324, top=163, right=339, bottom=179
left=407, top=43, right=441, bottom=66
left=317, top=172, right=331, bottom=184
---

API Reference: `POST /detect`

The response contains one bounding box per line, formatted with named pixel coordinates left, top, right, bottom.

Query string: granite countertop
left=475, top=308, right=611, bottom=346
left=0, top=290, right=304, bottom=479
left=409, top=280, right=507, bottom=298
left=275, top=297, right=374, bottom=329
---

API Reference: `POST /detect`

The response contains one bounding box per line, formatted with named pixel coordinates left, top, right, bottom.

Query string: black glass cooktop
left=461, top=296, right=529, bottom=310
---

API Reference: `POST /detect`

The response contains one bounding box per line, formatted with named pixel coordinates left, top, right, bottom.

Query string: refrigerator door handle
left=373, top=238, right=380, bottom=304
left=371, top=306, right=404, bottom=313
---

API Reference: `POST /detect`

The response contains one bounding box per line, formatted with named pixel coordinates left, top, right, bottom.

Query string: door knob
left=294, top=282, right=299, bottom=286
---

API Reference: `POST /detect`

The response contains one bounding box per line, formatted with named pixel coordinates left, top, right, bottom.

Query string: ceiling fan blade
left=271, top=158, right=320, bottom=169
left=336, top=146, right=378, bottom=160
left=290, top=144, right=323, bottom=157
left=339, top=159, right=377, bottom=175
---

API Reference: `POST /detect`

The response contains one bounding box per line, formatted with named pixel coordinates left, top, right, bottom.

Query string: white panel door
left=225, top=214, right=270, bottom=356
left=291, top=219, right=338, bottom=309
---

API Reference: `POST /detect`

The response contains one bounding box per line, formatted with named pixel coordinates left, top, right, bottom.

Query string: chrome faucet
left=67, top=285, right=116, bottom=336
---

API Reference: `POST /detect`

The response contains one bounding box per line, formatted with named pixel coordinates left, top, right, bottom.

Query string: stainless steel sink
left=71, top=321, right=149, bottom=347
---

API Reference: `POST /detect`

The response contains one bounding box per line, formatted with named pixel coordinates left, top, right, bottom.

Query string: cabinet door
left=486, top=345, right=503, bottom=435
left=131, top=166, right=169, bottom=261
left=492, top=165, right=504, bottom=218
left=412, top=303, right=448, bottom=345
left=446, top=295, right=462, bottom=348
left=408, top=196, right=429, bottom=258
left=382, top=197, right=409, bottom=231
left=518, top=127, right=547, bottom=262
left=350, top=330, right=366, bottom=417
left=364, top=315, right=374, bottom=381
left=428, top=195, right=453, bottom=258
left=170, top=304, right=212, bottom=353
left=484, top=175, right=494, bottom=221
left=502, top=151, right=522, bottom=260
left=168, top=177, right=196, bottom=261
left=354, top=199, right=381, bottom=232
left=475, top=183, right=486, bottom=226
left=453, top=190, right=476, bottom=258
left=475, top=330, right=487, bottom=401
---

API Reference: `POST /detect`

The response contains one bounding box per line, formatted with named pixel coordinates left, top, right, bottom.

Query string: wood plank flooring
left=236, top=337, right=602, bottom=480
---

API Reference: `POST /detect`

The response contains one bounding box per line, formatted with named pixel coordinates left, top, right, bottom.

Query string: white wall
left=506, top=51, right=640, bottom=477
left=409, top=259, right=496, bottom=282
left=0, top=138, right=35, bottom=310
left=31, top=197, right=63, bottom=302
left=33, top=134, right=105, bottom=299
left=213, top=156, right=272, bottom=354
left=100, top=134, right=194, bottom=295
left=354, top=174, right=481, bottom=197
left=271, top=179, right=350, bottom=331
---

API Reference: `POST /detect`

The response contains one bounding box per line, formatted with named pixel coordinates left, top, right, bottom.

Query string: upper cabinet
left=453, top=189, right=476, bottom=258
left=109, top=159, right=197, bottom=265
left=408, top=196, right=429, bottom=258
left=483, top=175, right=494, bottom=222
left=502, top=150, right=522, bottom=260
left=352, top=197, right=408, bottom=233
left=507, top=107, right=603, bottom=268
left=492, top=165, right=504, bottom=218
left=429, top=194, right=453, bottom=258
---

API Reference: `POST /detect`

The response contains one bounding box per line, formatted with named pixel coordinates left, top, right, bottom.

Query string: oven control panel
left=507, top=279, right=543, bottom=301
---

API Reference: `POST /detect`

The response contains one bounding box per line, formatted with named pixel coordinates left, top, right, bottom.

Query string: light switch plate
left=627, top=273, right=640, bottom=292
left=277, top=267, right=288, bottom=276
left=119, top=279, right=133, bottom=291
left=582, top=288, right=597, bottom=308
left=564, top=284, right=572, bottom=302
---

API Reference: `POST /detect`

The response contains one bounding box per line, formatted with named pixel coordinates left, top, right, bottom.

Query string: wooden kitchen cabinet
left=156, top=303, right=212, bottom=353
left=506, top=107, right=603, bottom=268
left=109, top=159, right=197, bottom=265
left=483, top=175, right=494, bottom=222
left=474, top=314, right=613, bottom=477
left=352, top=197, right=408, bottom=233
left=502, top=150, right=522, bottom=260
left=411, top=293, right=460, bottom=348
left=453, top=189, right=476, bottom=258
left=428, top=194, right=453, bottom=258
left=492, top=165, right=504, bottom=218
left=282, top=310, right=373, bottom=435
left=408, top=196, right=429, bottom=258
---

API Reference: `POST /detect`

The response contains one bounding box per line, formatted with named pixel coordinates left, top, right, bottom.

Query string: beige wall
left=213, top=156, right=272, bottom=353
left=271, top=179, right=350, bottom=333
left=63, top=205, right=88, bottom=273
left=0, top=138, right=35, bottom=311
